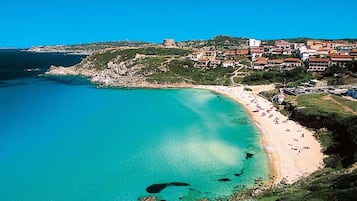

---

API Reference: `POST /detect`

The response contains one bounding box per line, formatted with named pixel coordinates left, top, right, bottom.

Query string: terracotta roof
left=309, top=58, right=329, bottom=62
left=284, top=58, right=301, bottom=62
left=250, top=49, right=263, bottom=53
left=225, top=51, right=236, bottom=55
left=268, top=59, right=284, bottom=63
left=236, top=49, right=249, bottom=55
left=255, top=57, right=268, bottom=65
left=255, top=60, right=268, bottom=65
left=329, top=54, right=352, bottom=58
left=198, top=58, right=208, bottom=61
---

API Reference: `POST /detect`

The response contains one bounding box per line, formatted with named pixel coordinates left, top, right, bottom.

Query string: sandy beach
left=196, top=85, right=324, bottom=184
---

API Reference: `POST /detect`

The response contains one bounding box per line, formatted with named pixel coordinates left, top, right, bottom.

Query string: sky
left=1, top=0, right=356, bottom=47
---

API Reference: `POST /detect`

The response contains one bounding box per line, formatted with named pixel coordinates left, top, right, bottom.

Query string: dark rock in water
left=146, top=184, right=168, bottom=193
left=234, top=170, right=244, bottom=177
left=169, top=182, right=189, bottom=187
left=218, top=178, right=231, bottom=182
left=246, top=152, right=254, bottom=159
left=146, top=182, right=190, bottom=194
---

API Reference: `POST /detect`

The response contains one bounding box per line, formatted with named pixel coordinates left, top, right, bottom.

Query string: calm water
left=0, top=50, right=268, bottom=200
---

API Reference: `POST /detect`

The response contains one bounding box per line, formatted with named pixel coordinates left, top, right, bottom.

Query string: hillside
left=46, top=47, right=235, bottom=86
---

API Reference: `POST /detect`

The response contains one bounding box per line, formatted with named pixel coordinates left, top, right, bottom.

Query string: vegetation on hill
left=242, top=67, right=313, bottom=86
left=74, top=47, right=234, bottom=85
left=205, top=35, right=248, bottom=47
left=77, top=47, right=191, bottom=70
left=147, top=59, right=234, bottom=85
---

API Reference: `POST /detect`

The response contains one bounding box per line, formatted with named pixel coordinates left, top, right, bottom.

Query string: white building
left=222, top=61, right=234, bottom=68
left=298, top=46, right=317, bottom=61
left=249, top=39, right=261, bottom=47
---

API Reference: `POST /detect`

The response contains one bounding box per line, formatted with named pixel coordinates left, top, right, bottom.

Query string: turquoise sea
left=0, top=50, right=268, bottom=200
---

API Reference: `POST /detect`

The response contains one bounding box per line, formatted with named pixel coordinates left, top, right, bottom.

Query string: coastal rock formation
left=46, top=65, right=79, bottom=76
left=45, top=48, right=167, bottom=87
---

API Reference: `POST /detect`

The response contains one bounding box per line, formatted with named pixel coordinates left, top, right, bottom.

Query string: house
left=202, top=50, right=217, bottom=60
left=329, top=54, right=353, bottom=68
left=250, top=47, right=264, bottom=60
left=282, top=49, right=293, bottom=55
left=271, top=48, right=283, bottom=55
left=333, top=40, right=353, bottom=50
left=209, top=59, right=221, bottom=68
left=249, top=39, right=261, bottom=47
left=298, top=46, right=317, bottom=61
left=316, top=48, right=330, bottom=57
left=236, top=49, right=249, bottom=56
left=349, top=49, right=357, bottom=58
left=191, top=51, right=203, bottom=61
left=307, top=58, right=330, bottom=72
left=267, top=59, right=284, bottom=68
left=253, top=57, right=268, bottom=70
left=194, top=58, right=209, bottom=68
left=283, top=58, right=301, bottom=70
left=275, top=40, right=293, bottom=50
left=222, top=60, right=234, bottom=68
left=224, top=50, right=236, bottom=60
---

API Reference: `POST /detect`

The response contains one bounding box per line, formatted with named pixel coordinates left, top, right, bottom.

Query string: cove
left=0, top=77, right=268, bottom=200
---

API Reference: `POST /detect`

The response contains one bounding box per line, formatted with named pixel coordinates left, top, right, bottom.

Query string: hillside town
left=162, top=37, right=357, bottom=99
left=163, top=38, right=357, bottom=72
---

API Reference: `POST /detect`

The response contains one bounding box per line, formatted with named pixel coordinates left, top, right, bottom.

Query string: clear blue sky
left=1, top=0, right=356, bottom=48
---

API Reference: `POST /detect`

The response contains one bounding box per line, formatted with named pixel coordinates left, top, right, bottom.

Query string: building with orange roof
left=202, top=50, right=217, bottom=60
left=267, top=59, right=283, bottom=68
left=191, top=51, right=203, bottom=61
left=236, top=49, right=249, bottom=56
left=349, top=49, right=357, bottom=58
left=283, top=58, right=302, bottom=70
left=250, top=47, right=264, bottom=60
left=222, top=60, right=234, bottom=68
left=253, top=57, right=268, bottom=70
left=275, top=40, right=293, bottom=50
left=307, top=58, right=330, bottom=72
left=194, top=58, right=209, bottom=68
left=329, top=54, right=353, bottom=68
left=224, top=50, right=236, bottom=60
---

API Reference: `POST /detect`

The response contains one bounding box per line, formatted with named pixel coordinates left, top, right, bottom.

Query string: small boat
left=252, top=109, right=259, bottom=112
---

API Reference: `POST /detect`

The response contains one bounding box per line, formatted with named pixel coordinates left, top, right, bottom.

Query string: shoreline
left=195, top=85, right=324, bottom=184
